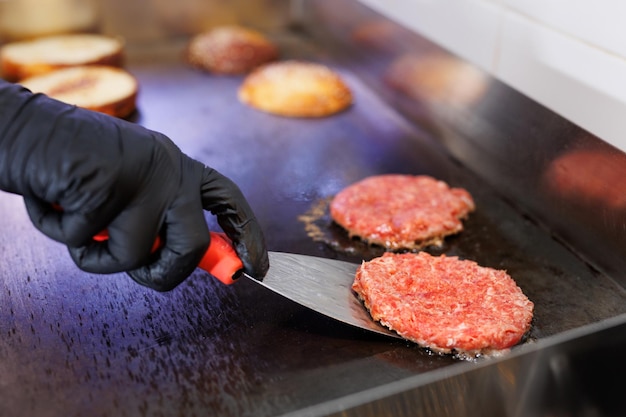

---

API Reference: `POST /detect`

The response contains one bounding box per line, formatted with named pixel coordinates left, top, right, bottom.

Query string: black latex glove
left=0, top=80, right=269, bottom=291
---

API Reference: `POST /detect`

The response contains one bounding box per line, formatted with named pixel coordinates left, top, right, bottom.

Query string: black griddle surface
left=1, top=35, right=626, bottom=417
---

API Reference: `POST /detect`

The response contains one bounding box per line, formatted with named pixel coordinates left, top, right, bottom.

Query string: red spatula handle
left=52, top=205, right=243, bottom=285
left=93, top=230, right=243, bottom=284
left=198, top=232, right=244, bottom=285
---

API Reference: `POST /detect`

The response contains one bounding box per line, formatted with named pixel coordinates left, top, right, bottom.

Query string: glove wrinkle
left=127, top=245, right=206, bottom=292
left=69, top=242, right=125, bottom=274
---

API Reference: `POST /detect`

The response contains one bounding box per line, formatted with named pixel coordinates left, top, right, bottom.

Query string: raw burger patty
left=330, top=174, right=475, bottom=249
left=353, top=252, right=534, bottom=356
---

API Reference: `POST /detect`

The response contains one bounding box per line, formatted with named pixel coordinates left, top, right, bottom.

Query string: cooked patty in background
left=185, top=25, right=278, bottom=75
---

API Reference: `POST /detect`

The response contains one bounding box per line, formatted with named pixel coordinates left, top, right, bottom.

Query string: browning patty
left=185, top=25, right=278, bottom=75
left=353, top=252, right=534, bottom=357
left=330, top=174, right=475, bottom=250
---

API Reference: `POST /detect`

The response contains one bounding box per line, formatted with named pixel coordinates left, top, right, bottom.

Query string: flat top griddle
left=1, top=31, right=626, bottom=417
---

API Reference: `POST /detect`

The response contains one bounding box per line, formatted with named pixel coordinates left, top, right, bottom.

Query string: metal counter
left=2, top=1, right=626, bottom=416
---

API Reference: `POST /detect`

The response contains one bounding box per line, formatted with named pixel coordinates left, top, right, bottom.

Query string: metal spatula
left=204, top=232, right=401, bottom=339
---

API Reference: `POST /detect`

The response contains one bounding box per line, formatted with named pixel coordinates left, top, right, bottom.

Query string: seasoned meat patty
left=353, top=252, right=534, bottom=357
left=185, top=25, right=278, bottom=75
left=330, top=174, right=475, bottom=250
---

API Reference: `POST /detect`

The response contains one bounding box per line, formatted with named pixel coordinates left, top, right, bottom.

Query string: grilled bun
left=185, top=25, right=278, bottom=75
left=0, top=34, right=124, bottom=82
left=238, top=60, right=352, bottom=118
left=19, top=65, right=138, bottom=118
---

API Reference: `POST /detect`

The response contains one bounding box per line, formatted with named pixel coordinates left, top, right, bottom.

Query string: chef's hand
left=0, top=80, right=269, bottom=291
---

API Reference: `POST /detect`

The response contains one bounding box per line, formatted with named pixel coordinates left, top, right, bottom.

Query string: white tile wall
left=357, top=0, right=502, bottom=72
left=358, top=0, right=626, bottom=153
left=502, top=0, right=626, bottom=59
left=497, top=12, right=626, bottom=151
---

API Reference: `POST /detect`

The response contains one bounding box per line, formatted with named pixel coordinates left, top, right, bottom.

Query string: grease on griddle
left=298, top=194, right=466, bottom=261
left=298, top=196, right=386, bottom=260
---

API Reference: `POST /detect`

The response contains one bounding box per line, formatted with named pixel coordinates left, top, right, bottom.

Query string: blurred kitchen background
left=1, top=0, right=623, bottom=154
left=359, top=0, right=626, bottom=155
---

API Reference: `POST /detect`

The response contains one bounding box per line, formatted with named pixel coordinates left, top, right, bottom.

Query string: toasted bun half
left=238, top=60, right=352, bottom=118
left=19, top=65, right=138, bottom=118
left=1, top=34, right=124, bottom=82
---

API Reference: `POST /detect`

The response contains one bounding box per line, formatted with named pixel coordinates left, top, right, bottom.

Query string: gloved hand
left=0, top=80, right=269, bottom=291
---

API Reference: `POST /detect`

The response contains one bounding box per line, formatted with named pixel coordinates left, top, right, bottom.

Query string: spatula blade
left=247, top=252, right=401, bottom=339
